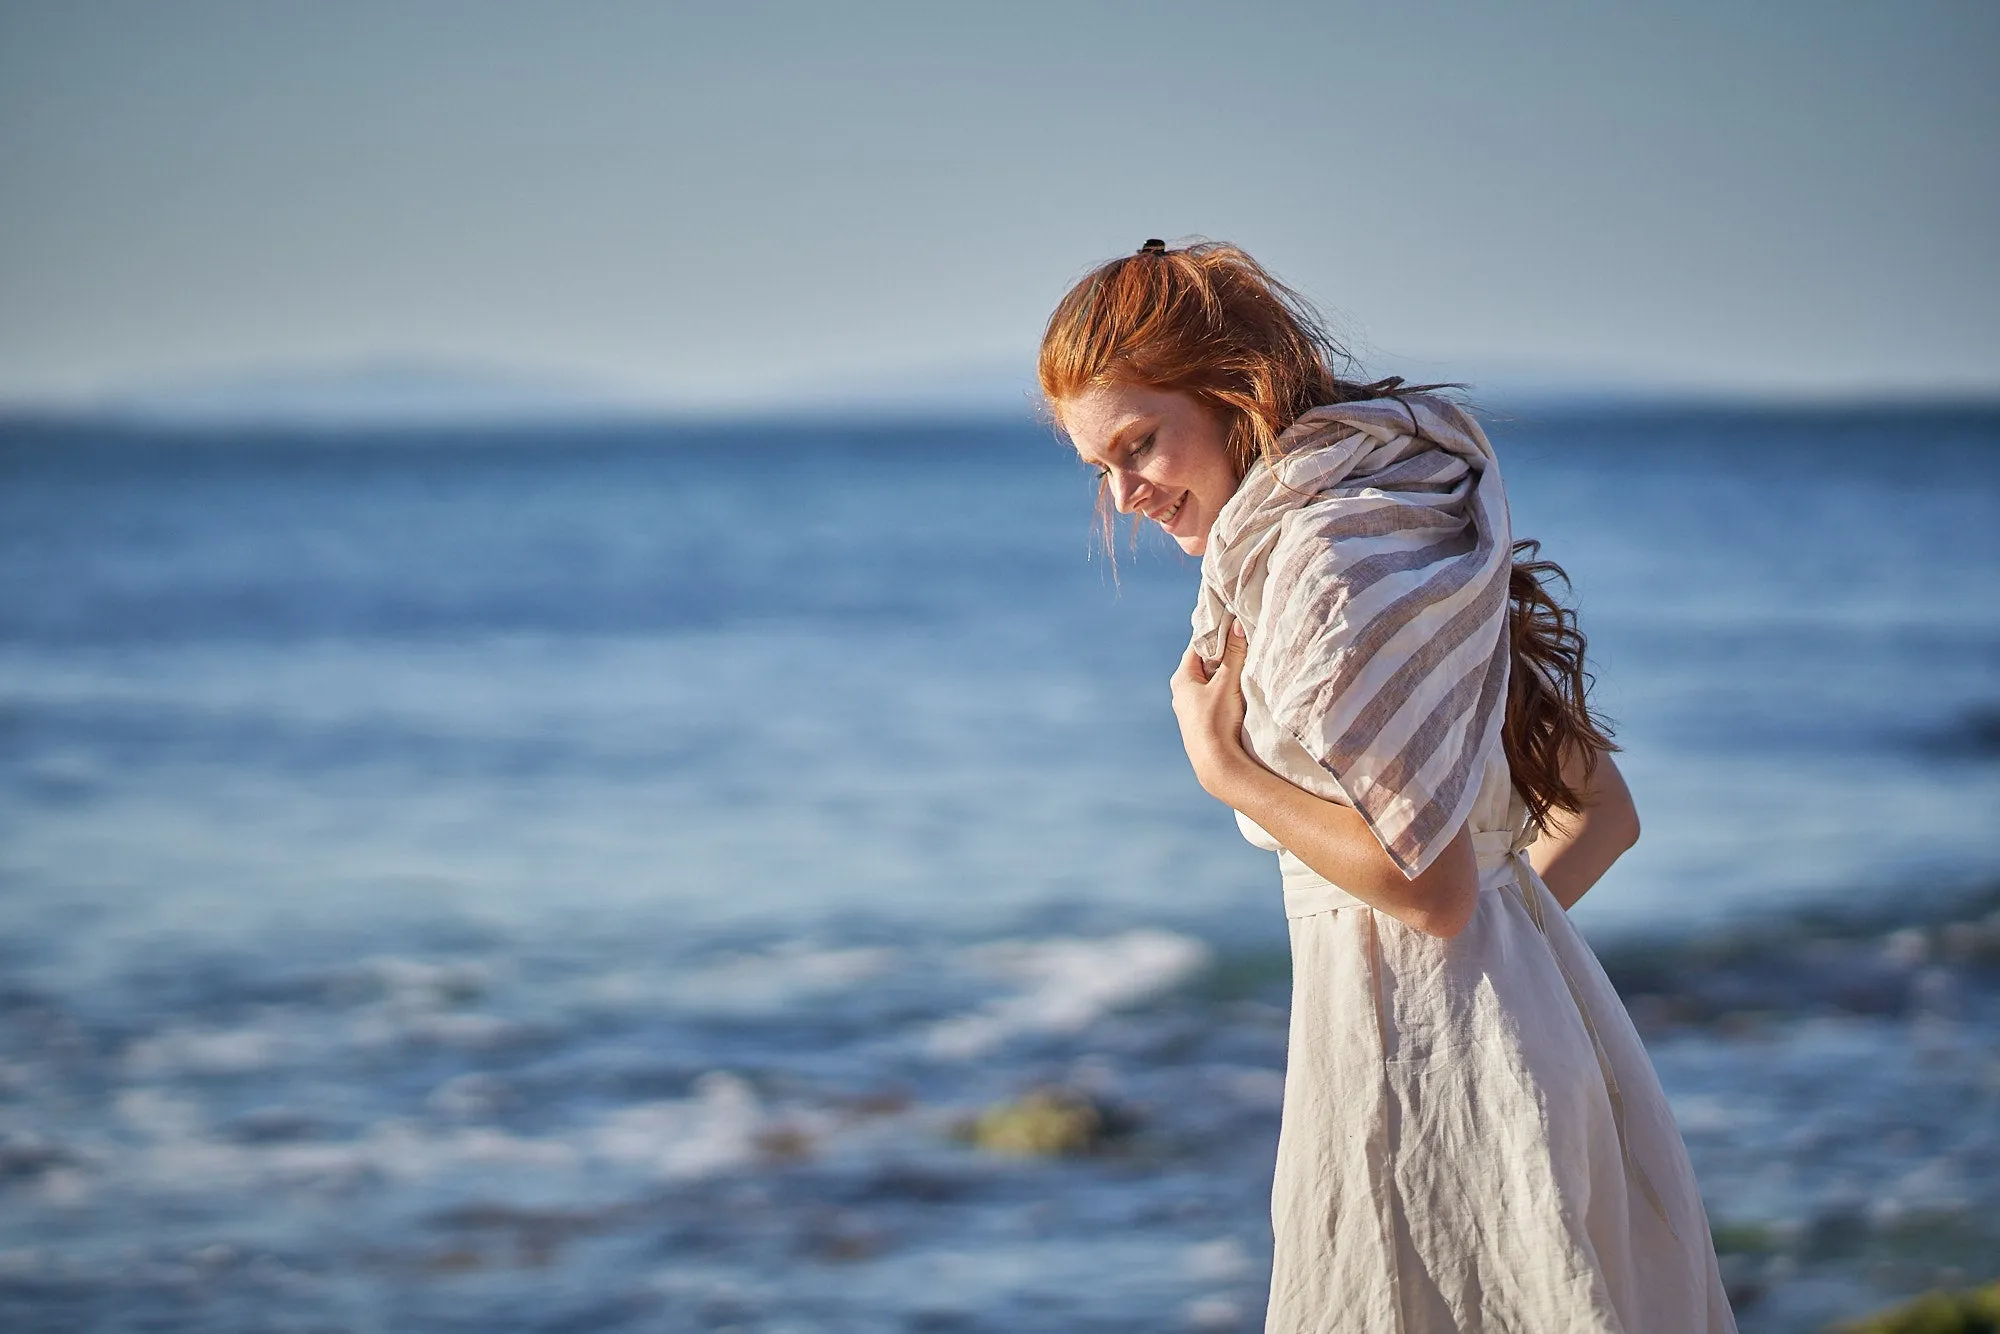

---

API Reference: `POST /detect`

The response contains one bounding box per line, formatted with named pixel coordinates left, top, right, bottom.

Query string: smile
left=1153, top=493, right=1186, bottom=527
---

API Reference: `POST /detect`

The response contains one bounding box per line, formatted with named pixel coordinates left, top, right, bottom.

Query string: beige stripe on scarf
left=1190, top=394, right=1513, bottom=879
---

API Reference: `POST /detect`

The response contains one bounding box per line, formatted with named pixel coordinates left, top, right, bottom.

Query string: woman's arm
left=1170, top=623, right=1481, bottom=939
left=1526, top=747, right=1639, bottom=910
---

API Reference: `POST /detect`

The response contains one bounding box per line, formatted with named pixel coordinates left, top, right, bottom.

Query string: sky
left=2, top=0, right=1996, bottom=411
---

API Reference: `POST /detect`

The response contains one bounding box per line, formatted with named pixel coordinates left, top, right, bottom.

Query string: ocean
left=2, top=404, right=1997, bottom=1331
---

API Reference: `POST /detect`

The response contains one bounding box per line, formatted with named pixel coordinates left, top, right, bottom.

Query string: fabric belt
left=1278, top=827, right=1530, bottom=922
left=1278, top=853, right=1371, bottom=919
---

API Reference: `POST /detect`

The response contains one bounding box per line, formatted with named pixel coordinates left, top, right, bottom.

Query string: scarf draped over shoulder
left=1189, top=394, right=1513, bottom=880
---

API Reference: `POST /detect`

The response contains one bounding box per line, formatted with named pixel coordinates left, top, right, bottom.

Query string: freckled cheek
left=1214, top=460, right=1241, bottom=506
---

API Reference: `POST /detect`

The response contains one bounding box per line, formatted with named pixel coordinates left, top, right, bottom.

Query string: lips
left=1151, top=492, right=1187, bottom=530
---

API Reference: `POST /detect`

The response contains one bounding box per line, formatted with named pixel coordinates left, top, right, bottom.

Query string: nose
left=1105, top=468, right=1147, bottom=514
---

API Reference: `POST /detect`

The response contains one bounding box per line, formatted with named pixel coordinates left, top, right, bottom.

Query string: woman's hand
left=1170, top=619, right=1253, bottom=804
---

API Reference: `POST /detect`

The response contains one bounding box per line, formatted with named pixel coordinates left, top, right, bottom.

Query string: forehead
left=1057, top=382, right=1185, bottom=462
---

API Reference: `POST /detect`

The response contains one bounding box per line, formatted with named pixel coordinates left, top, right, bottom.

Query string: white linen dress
left=1240, top=747, right=1739, bottom=1332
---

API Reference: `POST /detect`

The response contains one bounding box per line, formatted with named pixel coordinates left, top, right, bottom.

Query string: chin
left=1177, top=534, right=1208, bottom=556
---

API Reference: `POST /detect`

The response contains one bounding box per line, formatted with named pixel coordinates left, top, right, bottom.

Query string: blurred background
left=2, top=3, right=1997, bottom=1331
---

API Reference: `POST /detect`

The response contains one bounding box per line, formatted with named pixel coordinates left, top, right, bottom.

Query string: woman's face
left=1057, top=382, right=1242, bottom=557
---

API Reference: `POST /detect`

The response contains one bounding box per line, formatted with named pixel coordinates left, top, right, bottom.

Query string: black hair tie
left=1137, top=238, right=1167, bottom=255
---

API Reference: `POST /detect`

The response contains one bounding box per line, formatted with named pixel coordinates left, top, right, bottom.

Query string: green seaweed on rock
left=955, top=1086, right=1136, bottom=1158
left=1832, top=1282, right=2000, bottom=1334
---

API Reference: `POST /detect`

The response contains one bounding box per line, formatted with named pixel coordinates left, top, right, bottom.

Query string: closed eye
left=1079, top=429, right=1152, bottom=481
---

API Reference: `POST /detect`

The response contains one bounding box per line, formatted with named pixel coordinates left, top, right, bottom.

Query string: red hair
left=1039, top=241, right=1401, bottom=475
left=1038, top=240, right=1615, bottom=828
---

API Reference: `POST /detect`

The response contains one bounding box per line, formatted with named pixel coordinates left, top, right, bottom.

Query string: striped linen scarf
left=1189, top=393, right=1513, bottom=879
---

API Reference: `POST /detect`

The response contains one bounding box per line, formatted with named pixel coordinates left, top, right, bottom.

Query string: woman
left=1040, top=241, right=1735, bottom=1332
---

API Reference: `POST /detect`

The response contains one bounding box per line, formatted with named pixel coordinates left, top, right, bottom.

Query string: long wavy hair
left=1038, top=239, right=1614, bottom=828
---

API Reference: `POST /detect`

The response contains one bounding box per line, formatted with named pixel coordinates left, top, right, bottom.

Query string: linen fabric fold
left=1189, top=393, right=1513, bottom=879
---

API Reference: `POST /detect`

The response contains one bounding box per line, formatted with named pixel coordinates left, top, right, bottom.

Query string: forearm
left=1529, top=824, right=1628, bottom=911
left=1211, top=756, right=1480, bottom=938
left=1170, top=625, right=1475, bottom=937
left=1526, top=751, right=1639, bottom=910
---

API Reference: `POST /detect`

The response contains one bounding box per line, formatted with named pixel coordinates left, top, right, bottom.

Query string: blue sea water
left=1, top=406, right=1997, bottom=1331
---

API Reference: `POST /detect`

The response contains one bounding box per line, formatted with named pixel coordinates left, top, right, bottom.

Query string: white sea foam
left=124, top=1020, right=301, bottom=1076
left=118, top=955, right=526, bottom=1081
left=348, top=1007, right=522, bottom=1050
left=587, top=945, right=896, bottom=1015
left=1180, top=1236, right=1253, bottom=1283
left=36, top=1168, right=90, bottom=1205
left=139, top=1119, right=581, bottom=1192
left=424, top=1072, right=509, bottom=1119
left=924, top=929, right=1211, bottom=1060
left=115, top=1087, right=208, bottom=1140
left=334, top=955, right=495, bottom=1006
left=1666, top=1091, right=1763, bottom=1135
left=1183, top=1294, right=1248, bottom=1329
left=1881, top=1155, right=1975, bottom=1214
left=108, top=1068, right=825, bottom=1196
left=590, top=1071, right=775, bottom=1179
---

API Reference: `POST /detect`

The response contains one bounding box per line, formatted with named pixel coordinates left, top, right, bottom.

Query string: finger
left=1218, top=617, right=1248, bottom=673
left=1173, top=643, right=1210, bottom=687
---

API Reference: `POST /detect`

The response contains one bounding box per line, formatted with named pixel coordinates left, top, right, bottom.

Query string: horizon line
left=5, top=388, right=2000, bottom=436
